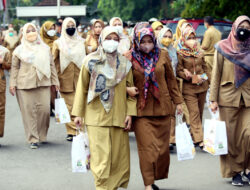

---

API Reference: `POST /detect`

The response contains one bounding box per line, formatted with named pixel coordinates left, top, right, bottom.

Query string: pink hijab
left=215, top=15, right=250, bottom=88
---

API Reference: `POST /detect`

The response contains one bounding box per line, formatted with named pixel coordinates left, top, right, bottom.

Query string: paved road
left=0, top=77, right=249, bottom=190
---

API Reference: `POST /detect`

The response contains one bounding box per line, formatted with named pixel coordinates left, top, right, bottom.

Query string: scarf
left=55, top=17, right=86, bottom=74
left=157, top=27, right=178, bottom=76
left=177, top=27, right=203, bottom=57
left=131, top=22, right=160, bottom=109
left=4, top=28, right=19, bottom=49
left=13, top=23, right=51, bottom=80
left=215, top=15, right=250, bottom=88
left=85, top=26, right=131, bottom=112
left=40, top=21, right=58, bottom=49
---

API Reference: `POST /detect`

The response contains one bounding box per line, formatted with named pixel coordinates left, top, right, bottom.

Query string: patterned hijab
left=84, top=26, right=131, bottom=112
left=215, top=15, right=250, bottom=88
left=131, top=22, right=160, bottom=109
left=177, top=27, right=202, bottom=57
left=13, top=23, right=51, bottom=80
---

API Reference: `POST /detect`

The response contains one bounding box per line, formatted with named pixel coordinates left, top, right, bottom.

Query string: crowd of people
left=0, top=14, right=249, bottom=190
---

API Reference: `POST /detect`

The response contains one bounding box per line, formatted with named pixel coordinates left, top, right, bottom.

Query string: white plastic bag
left=176, top=115, right=196, bottom=161
left=55, top=91, right=71, bottom=124
left=72, top=127, right=90, bottom=173
left=203, top=113, right=228, bottom=156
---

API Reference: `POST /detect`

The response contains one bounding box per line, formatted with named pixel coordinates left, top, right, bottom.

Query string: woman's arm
left=9, top=55, right=20, bottom=96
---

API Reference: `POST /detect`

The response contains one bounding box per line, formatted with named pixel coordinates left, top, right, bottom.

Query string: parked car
left=161, top=18, right=232, bottom=42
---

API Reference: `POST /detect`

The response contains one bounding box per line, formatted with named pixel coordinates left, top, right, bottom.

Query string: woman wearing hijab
left=126, top=22, right=183, bottom=190
left=0, top=45, right=10, bottom=146
left=40, top=21, right=59, bottom=117
left=9, top=23, right=59, bottom=149
left=40, top=21, right=58, bottom=50
left=3, top=27, right=19, bottom=63
left=173, top=19, right=191, bottom=48
left=110, top=17, right=131, bottom=55
left=151, top=21, right=163, bottom=39
left=176, top=27, right=209, bottom=149
left=52, top=17, right=86, bottom=141
left=85, top=19, right=104, bottom=55
left=210, top=15, right=250, bottom=186
left=72, top=26, right=136, bottom=190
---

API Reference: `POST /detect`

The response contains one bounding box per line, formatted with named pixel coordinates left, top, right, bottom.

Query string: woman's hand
left=176, top=104, right=183, bottom=115
left=126, top=87, right=139, bottom=97
left=9, top=86, right=16, bottom=96
left=74, top=117, right=82, bottom=127
left=211, top=101, right=218, bottom=113
left=184, top=69, right=192, bottom=80
left=124, top=116, right=132, bottom=131
left=197, top=75, right=204, bottom=84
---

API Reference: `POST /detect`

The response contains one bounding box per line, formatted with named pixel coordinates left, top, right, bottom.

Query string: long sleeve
left=72, top=65, right=90, bottom=118
left=50, top=54, right=59, bottom=86
left=126, top=69, right=137, bottom=116
left=209, top=50, right=223, bottom=102
left=2, top=50, right=11, bottom=70
left=52, top=41, right=60, bottom=74
left=201, top=31, right=211, bottom=50
left=165, top=61, right=183, bottom=105
left=201, top=56, right=211, bottom=83
left=176, top=54, right=189, bottom=81
left=9, top=55, right=20, bottom=87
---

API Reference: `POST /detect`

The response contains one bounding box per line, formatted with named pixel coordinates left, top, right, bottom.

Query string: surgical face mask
left=161, top=38, right=173, bottom=47
left=236, top=28, right=250, bottom=41
left=47, top=29, right=56, bottom=37
left=185, top=39, right=198, bottom=49
left=102, top=40, right=119, bottom=53
left=9, top=32, right=14, bottom=37
left=26, top=32, right=38, bottom=42
left=115, top=26, right=123, bottom=35
left=66, top=28, right=76, bottom=36
left=140, top=43, right=154, bottom=54
left=78, top=27, right=82, bottom=33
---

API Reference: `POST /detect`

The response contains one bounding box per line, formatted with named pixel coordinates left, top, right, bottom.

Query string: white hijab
left=13, top=23, right=51, bottom=80
left=109, top=17, right=130, bottom=55
left=55, top=17, right=86, bottom=73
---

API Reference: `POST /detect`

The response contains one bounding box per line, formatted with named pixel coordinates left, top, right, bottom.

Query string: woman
left=9, top=23, right=59, bottom=149
left=52, top=17, right=86, bottom=141
left=0, top=45, right=10, bottom=147
left=176, top=27, right=209, bottom=148
left=72, top=26, right=137, bottom=190
left=126, top=22, right=183, bottom=190
left=110, top=17, right=131, bottom=55
left=3, top=27, right=19, bottom=63
left=40, top=21, right=59, bottom=117
left=151, top=21, right=163, bottom=38
left=173, top=19, right=190, bottom=48
left=85, top=19, right=104, bottom=55
left=40, top=21, right=58, bottom=50
left=210, top=15, right=250, bottom=186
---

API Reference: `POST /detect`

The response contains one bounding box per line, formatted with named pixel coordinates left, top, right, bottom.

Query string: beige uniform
left=0, top=47, right=10, bottom=137
left=72, top=64, right=137, bottom=190
left=9, top=54, right=59, bottom=143
left=210, top=50, right=250, bottom=178
left=52, top=42, right=81, bottom=135
left=201, top=26, right=221, bottom=74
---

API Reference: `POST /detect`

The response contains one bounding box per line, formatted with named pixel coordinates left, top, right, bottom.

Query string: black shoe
left=169, top=143, right=174, bottom=151
left=242, top=172, right=250, bottom=185
left=66, top=135, right=73, bottom=142
left=152, top=184, right=160, bottom=190
left=30, top=143, right=38, bottom=149
left=232, top=173, right=244, bottom=186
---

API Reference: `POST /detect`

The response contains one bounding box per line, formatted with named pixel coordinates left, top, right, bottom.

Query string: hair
left=204, top=16, right=214, bottom=25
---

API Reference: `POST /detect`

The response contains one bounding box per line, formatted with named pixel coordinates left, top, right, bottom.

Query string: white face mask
left=78, top=27, right=82, bottom=33
left=115, top=26, right=123, bottom=35
left=102, top=40, right=119, bottom=53
left=47, top=29, right=56, bottom=37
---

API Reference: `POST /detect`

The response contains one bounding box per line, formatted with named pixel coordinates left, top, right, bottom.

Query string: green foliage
left=12, top=18, right=27, bottom=31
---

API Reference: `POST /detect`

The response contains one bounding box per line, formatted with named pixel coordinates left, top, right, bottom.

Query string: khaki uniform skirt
left=134, top=116, right=171, bottom=186
left=16, top=87, right=50, bottom=143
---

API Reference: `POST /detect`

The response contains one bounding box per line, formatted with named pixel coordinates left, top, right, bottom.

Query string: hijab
left=131, top=22, right=160, bottom=109
left=55, top=17, right=86, bottom=73
left=4, top=28, right=19, bottom=49
left=157, top=27, right=178, bottom=76
left=177, top=27, right=202, bottom=58
left=13, top=23, right=51, bottom=80
left=40, top=21, right=58, bottom=49
left=109, top=17, right=131, bottom=55
left=174, top=19, right=188, bottom=42
left=84, top=26, right=131, bottom=112
left=215, top=15, right=250, bottom=88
